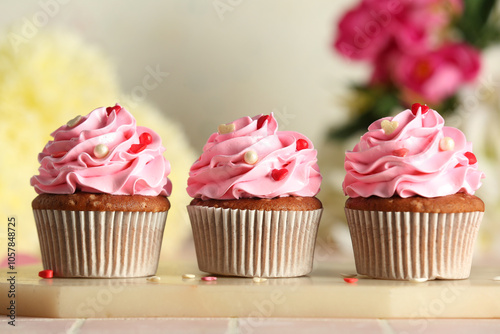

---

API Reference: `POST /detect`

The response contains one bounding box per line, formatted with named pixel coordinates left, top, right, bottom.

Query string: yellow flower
left=0, top=29, right=195, bottom=261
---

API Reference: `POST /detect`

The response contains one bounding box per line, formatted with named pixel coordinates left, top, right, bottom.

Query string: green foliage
left=457, top=0, right=500, bottom=49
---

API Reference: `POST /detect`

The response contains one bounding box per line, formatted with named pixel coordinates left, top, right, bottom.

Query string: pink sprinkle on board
left=201, top=276, right=217, bottom=281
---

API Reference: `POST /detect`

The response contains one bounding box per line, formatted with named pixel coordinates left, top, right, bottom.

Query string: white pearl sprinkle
left=147, top=276, right=161, bottom=282
left=93, top=144, right=109, bottom=158
left=409, top=278, right=428, bottom=283
left=253, top=277, right=267, bottom=283
left=381, top=120, right=399, bottom=135
left=218, top=123, right=235, bottom=134
left=244, top=150, right=258, bottom=164
left=182, top=274, right=196, bottom=279
left=439, top=137, right=455, bottom=151
left=67, top=115, right=82, bottom=128
left=493, top=276, right=500, bottom=281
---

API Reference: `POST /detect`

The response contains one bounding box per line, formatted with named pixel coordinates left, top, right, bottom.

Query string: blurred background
left=1, top=0, right=499, bottom=267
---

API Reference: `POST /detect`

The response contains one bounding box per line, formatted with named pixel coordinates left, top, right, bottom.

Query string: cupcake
left=186, top=113, right=322, bottom=277
left=30, top=104, right=172, bottom=278
left=343, top=103, right=485, bottom=280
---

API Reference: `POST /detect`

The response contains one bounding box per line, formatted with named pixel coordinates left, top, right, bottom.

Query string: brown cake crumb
left=190, top=196, right=322, bottom=211
left=345, top=193, right=484, bottom=213
left=32, top=193, right=170, bottom=212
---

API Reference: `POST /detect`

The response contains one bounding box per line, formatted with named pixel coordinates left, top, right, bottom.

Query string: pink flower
left=393, top=43, right=480, bottom=104
left=333, top=0, right=463, bottom=61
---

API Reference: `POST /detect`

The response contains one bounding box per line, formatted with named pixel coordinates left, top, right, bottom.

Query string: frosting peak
left=343, top=105, right=484, bottom=198
left=187, top=113, right=321, bottom=200
left=31, top=105, right=172, bottom=196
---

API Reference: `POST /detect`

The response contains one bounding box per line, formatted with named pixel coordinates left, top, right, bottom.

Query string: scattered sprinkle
left=147, top=276, right=161, bottom=282
left=257, top=115, right=271, bottom=129
left=94, top=144, right=110, bottom=158
left=201, top=276, right=217, bottom=281
left=38, top=269, right=53, bottom=279
left=465, top=152, right=477, bottom=165
left=343, top=277, right=358, bottom=284
left=182, top=274, right=196, bottom=279
left=493, top=276, right=500, bottom=281
left=409, top=278, right=428, bottom=283
left=253, top=277, right=268, bottom=283
left=296, top=139, right=309, bottom=151
left=244, top=150, right=258, bottom=164
left=128, top=143, right=147, bottom=154
left=218, top=123, right=235, bottom=134
left=439, top=137, right=455, bottom=151
left=139, top=132, right=153, bottom=145
left=340, top=273, right=357, bottom=278
left=392, top=148, right=409, bottom=157
left=271, top=168, right=288, bottom=181
left=411, top=103, right=429, bottom=116
left=106, top=104, right=122, bottom=116
left=67, top=115, right=82, bottom=128
left=381, top=120, right=398, bottom=135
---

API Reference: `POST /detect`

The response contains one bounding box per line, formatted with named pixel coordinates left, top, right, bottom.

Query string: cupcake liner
left=345, top=208, right=483, bottom=280
left=33, top=209, right=168, bottom=278
left=187, top=205, right=323, bottom=278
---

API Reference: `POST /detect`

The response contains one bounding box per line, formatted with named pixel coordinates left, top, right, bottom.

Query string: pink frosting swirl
left=31, top=105, right=172, bottom=196
left=187, top=114, right=322, bottom=200
left=343, top=106, right=484, bottom=198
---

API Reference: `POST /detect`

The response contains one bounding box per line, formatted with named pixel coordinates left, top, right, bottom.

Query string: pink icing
left=343, top=106, right=484, bottom=198
left=31, top=105, right=172, bottom=196
left=187, top=114, right=321, bottom=200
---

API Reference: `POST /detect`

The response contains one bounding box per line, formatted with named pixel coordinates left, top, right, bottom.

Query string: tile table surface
left=1, top=317, right=500, bottom=334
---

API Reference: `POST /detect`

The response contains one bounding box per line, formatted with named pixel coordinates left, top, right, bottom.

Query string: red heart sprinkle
left=271, top=168, right=288, bottom=181
left=128, top=143, right=147, bottom=154
left=106, top=104, right=122, bottom=116
left=296, top=139, right=309, bottom=151
left=257, top=115, right=271, bottom=129
left=392, top=148, right=409, bottom=157
left=39, top=269, right=53, bottom=279
left=139, top=132, right=153, bottom=145
left=344, top=277, right=358, bottom=284
left=464, top=152, right=477, bottom=165
left=51, top=151, right=67, bottom=158
left=411, top=103, right=429, bottom=116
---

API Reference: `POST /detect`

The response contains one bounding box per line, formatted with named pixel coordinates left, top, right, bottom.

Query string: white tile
left=79, top=318, right=233, bottom=334
left=238, top=318, right=386, bottom=334
left=388, top=319, right=500, bottom=334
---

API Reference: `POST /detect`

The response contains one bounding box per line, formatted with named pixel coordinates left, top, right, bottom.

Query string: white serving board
left=1, top=261, right=500, bottom=318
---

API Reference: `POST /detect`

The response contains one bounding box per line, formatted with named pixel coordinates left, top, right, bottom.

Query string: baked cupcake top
left=343, top=103, right=484, bottom=198
left=31, top=104, right=172, bottom=196
left=187, top=113, right=321, bottom=200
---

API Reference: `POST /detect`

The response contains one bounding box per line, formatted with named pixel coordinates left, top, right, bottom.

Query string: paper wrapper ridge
left=187, top=206, right=322, bottom=278
left=345, top=209, right=483, bottom=280
left=33, top=209, right=168, bottom=278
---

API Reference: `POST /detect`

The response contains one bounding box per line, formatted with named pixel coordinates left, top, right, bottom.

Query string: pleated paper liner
left=187, top=205, right=323, bottom=278
left=33, top=210, right=168, bottom=278
left=345, top=209, right=483, bottom=280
